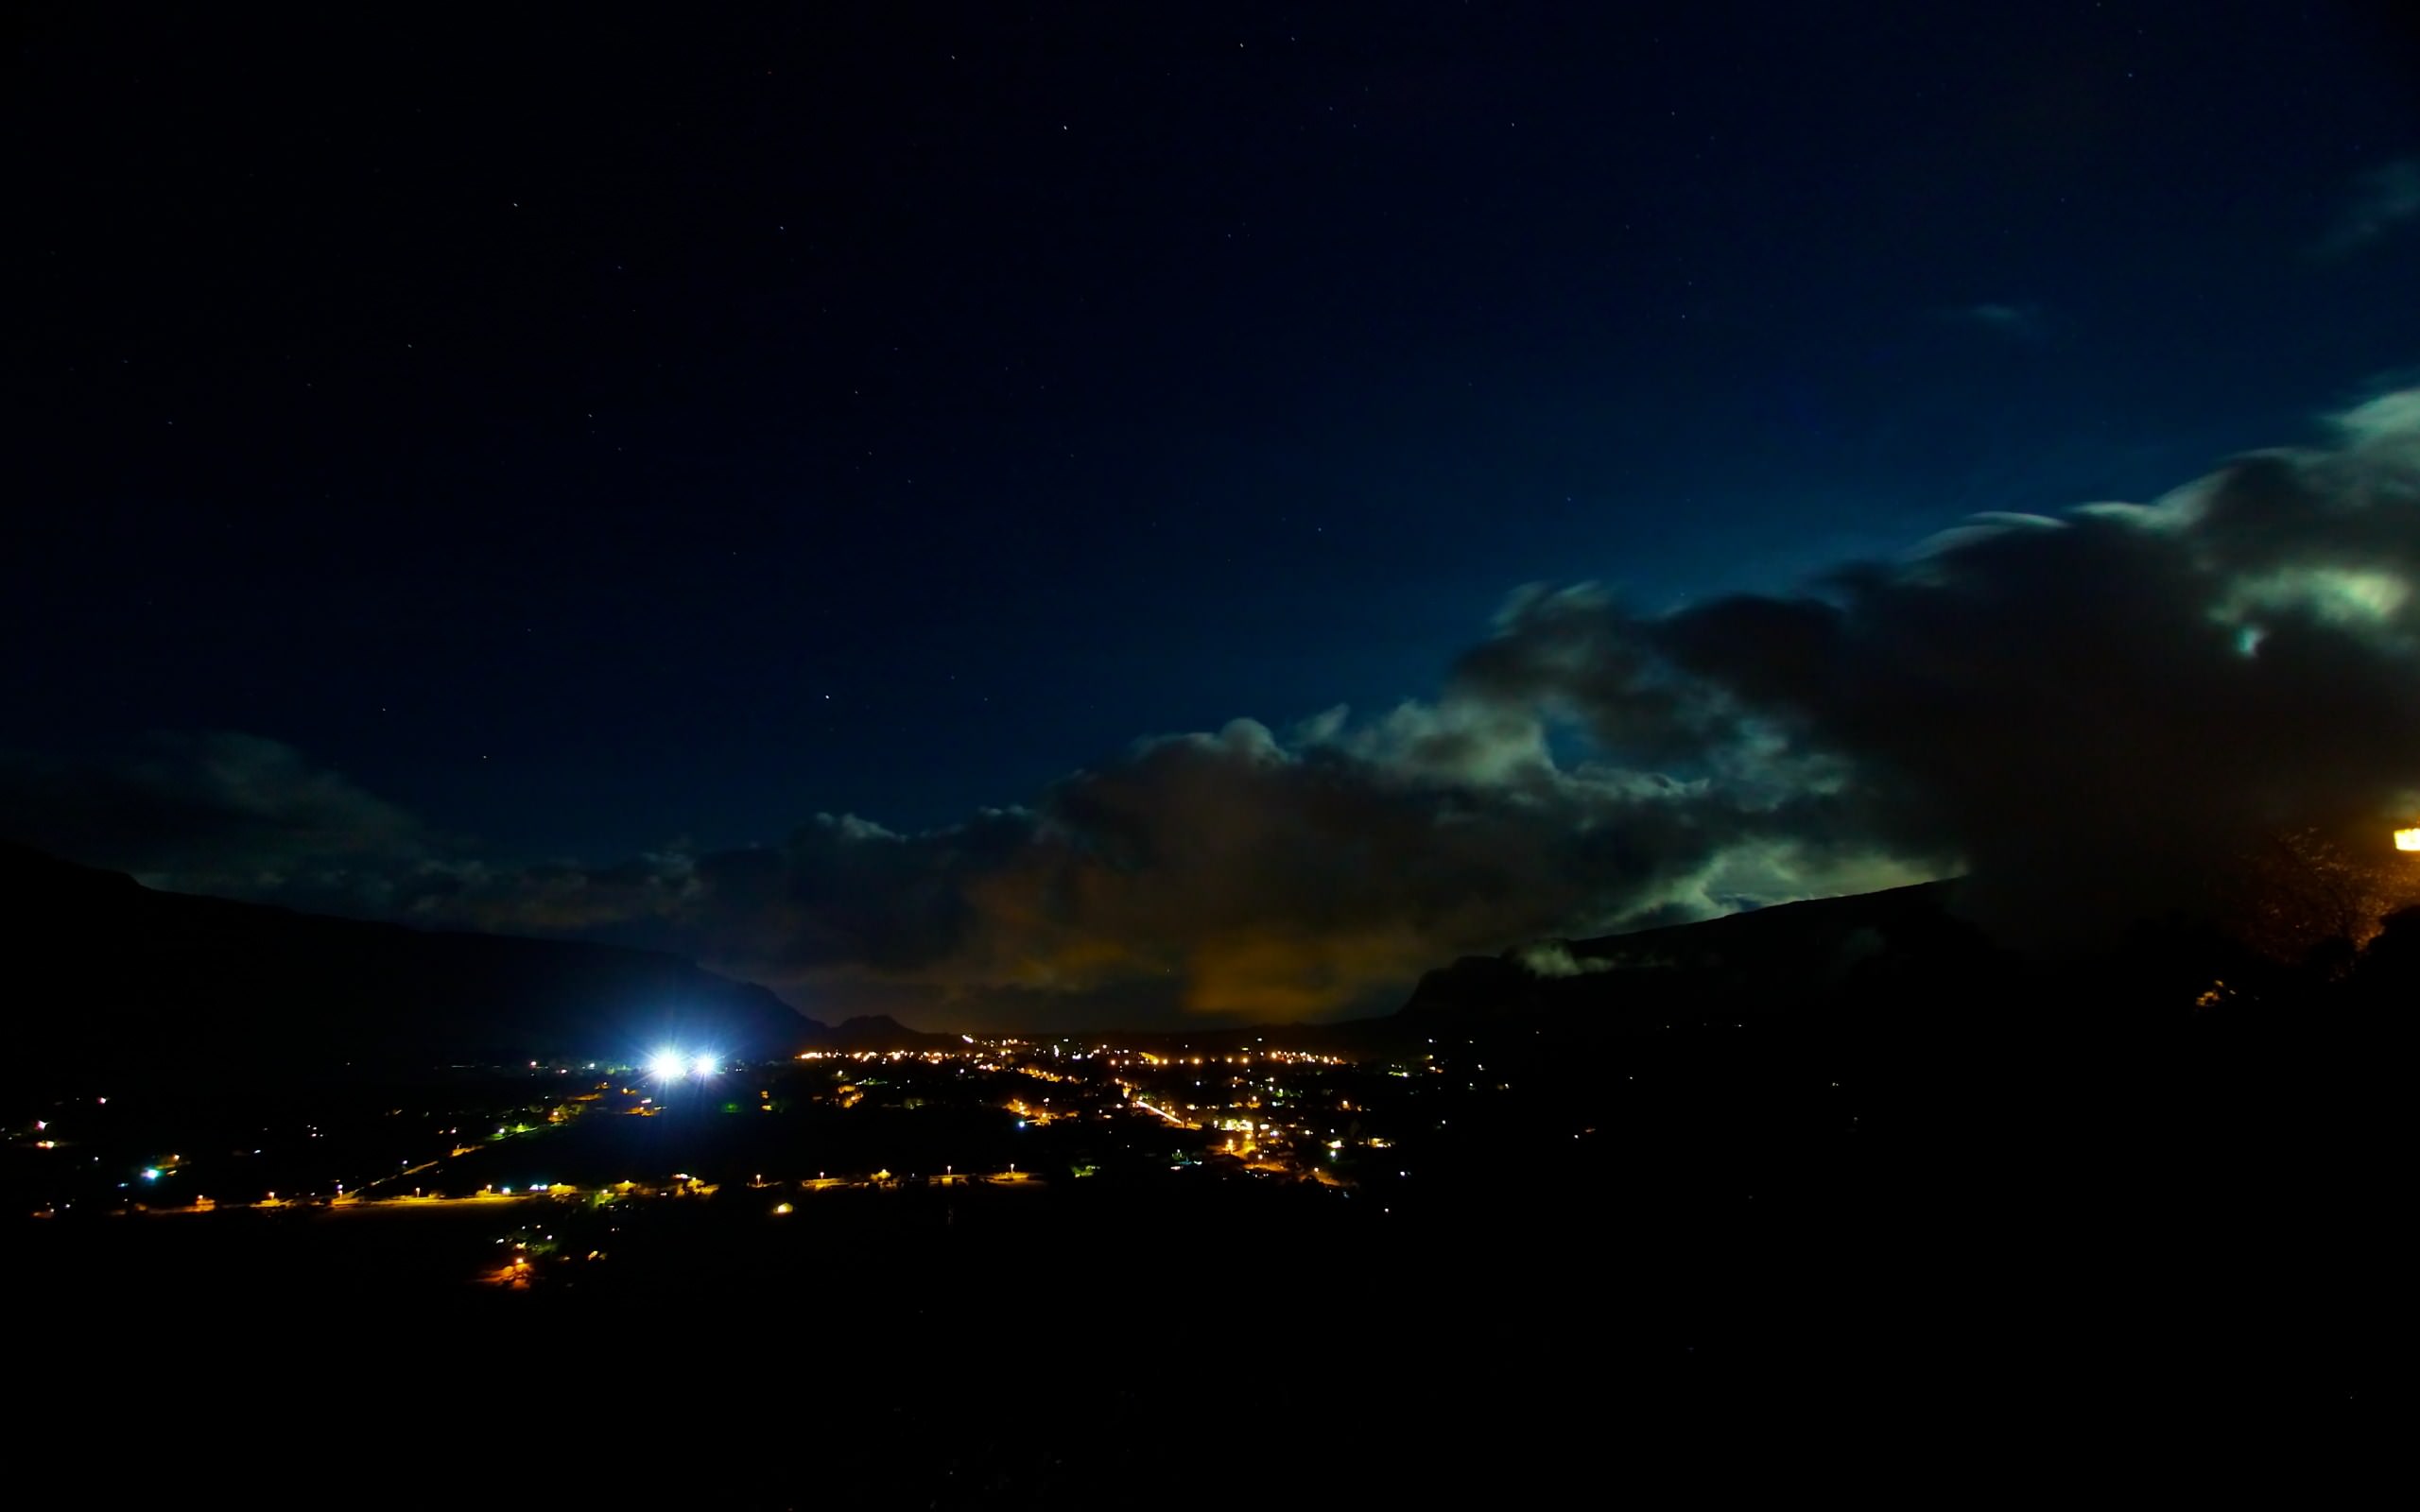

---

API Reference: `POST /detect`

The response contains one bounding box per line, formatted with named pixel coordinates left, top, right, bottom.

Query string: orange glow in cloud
left=1182, top=927, right=1431, bottom=1018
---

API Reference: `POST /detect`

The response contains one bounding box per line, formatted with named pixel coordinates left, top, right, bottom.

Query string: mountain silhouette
left=0, top=841, right=821, bottom=1082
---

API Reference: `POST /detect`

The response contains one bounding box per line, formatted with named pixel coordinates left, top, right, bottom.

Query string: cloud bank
left=0, top=731, right=429, bottom=902
left=9, top=391, right=2418, bottom=1029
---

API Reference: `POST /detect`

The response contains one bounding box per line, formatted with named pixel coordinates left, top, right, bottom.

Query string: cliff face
left=0, top=841, right=821, bottom=1079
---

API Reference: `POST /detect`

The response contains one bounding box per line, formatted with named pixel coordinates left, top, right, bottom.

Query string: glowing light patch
left=2226, top=566, right=2411, bottom=629
left=2396, top=828, right=2420, bottom=852
left=690, top=1053, right=717, bottom=1078
left=646, top=1049, right=686, bottom=1081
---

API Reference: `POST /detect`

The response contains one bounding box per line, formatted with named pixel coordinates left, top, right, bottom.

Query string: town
left=7, top=1029, right=1638, bottom=1264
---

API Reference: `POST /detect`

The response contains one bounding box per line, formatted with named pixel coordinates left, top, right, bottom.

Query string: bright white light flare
left=647, top=1049, right=687, bottom=1081
left=690, top=1053, right=717, bottom=1077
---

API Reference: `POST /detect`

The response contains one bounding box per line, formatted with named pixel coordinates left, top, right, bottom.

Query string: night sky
left=9, top=4, right=2420, bottom=1030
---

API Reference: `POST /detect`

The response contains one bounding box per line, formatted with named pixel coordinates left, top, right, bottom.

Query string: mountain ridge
left=0, top=841, right=825, bottom=1080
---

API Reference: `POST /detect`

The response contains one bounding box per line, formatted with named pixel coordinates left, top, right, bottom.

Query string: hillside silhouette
left=0, top=841, right=818, bottom=1084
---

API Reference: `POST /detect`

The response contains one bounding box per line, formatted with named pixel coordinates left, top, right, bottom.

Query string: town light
left=2395, top=827, right=2420, bottom=852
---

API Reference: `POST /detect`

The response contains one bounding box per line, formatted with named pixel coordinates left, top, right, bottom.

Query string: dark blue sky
left=9, top=2, right=2418, bottom=882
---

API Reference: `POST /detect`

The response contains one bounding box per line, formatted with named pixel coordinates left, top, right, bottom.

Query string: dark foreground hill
left=0, top=841, right=819, bottom=1082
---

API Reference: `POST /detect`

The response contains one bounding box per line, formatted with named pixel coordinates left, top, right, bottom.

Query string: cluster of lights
left=646, top=1048, right=720, bottom=1081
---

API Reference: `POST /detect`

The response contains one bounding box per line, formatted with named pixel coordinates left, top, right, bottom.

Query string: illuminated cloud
left=11, top=388, right=2417, bottom=1028
left=417, top=703, right=1932, bottom=1027
left=1506, top=386, right=2420, bottom=948
left=1512, top=941, right=1614, bottom=979
left=717, top=381, right=2417, bottom=1005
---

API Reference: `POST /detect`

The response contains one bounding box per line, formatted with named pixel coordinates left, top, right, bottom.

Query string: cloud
left=1949, top=301, right=2054, bottom=344
left=1465, top=387, right=2420, bottom=949
left=1512, top=941, right=1614, bottom=979
left=371, top=699, right=1926, bottom=1030
left=2314, top=158, right=2420, bottom=258
left=0, top=731, right=431, bottom=904
left=13, top=388, right=2419, bottom=1028
left=396, top=850, right=705, bottom=933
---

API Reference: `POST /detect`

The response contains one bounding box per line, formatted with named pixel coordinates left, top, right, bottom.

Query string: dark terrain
left=9, top=845, right=2397, bottom=1499
left=0, top=841, right=813, bottom=1080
